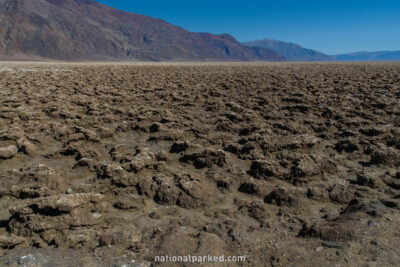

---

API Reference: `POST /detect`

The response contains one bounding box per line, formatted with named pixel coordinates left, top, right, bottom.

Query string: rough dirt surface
left=0, top=62, right=399, bottom=266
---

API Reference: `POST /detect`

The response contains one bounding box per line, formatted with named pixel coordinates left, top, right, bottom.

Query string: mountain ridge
left=0, top=0, right=284, bottom=61
left=243, top=38, right=333, bottom=61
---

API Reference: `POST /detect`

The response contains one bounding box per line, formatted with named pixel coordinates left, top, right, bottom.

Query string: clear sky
left=97, top=0, right=400, bottom=55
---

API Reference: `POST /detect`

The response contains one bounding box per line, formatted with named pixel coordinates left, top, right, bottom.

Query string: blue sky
left=97, top=0, right=400, bottom=54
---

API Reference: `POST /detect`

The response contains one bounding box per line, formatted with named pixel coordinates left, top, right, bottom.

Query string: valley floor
left=0, top=62, right=399, bottom=266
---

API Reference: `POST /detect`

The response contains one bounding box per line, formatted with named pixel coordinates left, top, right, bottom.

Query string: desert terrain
left=0, top=62, right=399, bottom=266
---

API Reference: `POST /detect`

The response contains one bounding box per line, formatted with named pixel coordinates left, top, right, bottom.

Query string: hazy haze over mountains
left=332, top=50, right=400, bottom=61
left=243, top=38, right=333, bottom=62
left=244, top=38, right=400, bottom=62
left=0, top=0, right=284, bottom=61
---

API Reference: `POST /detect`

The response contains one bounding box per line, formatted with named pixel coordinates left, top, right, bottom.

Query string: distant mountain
left=332, top=50, right=400, bottom=61
left=243, top=38, right=332, bottom=61
left=0, top=0, right=284, bottom=61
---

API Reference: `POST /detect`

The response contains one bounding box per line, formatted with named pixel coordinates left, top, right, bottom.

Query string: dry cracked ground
left=0, top=62, right=399, bottom=267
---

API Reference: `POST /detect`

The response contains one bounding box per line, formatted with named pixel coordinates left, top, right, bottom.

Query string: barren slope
left=0, top=0, right=284, bottom=61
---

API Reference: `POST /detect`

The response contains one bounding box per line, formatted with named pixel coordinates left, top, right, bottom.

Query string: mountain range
left=332, top=50, right=400, bottom=61
left=243, top=38, right=400, bottom=62
left=0, top=0, right=398, bottom=62
left=243, top=38, right=333, bottom=61
left=0, top=0, right=284, bottom=61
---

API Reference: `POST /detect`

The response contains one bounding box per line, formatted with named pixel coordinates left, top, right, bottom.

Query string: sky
left=97, top=0, right=400, bottom=55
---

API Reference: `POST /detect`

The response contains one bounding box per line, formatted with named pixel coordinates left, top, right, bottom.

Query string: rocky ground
left=0, top=62, right=399, bottom=266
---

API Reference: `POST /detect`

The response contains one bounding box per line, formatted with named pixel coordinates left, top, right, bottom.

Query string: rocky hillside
left=0, top=0, right=284, bottom=61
